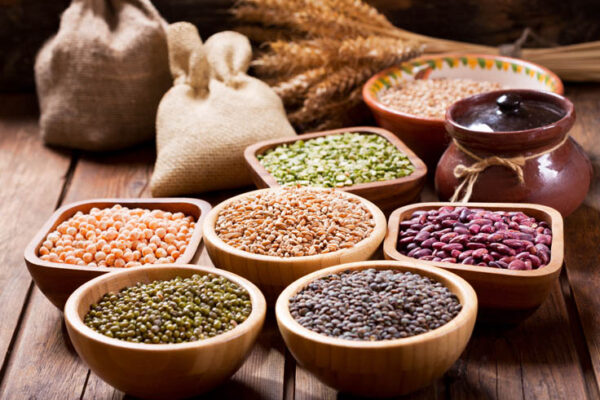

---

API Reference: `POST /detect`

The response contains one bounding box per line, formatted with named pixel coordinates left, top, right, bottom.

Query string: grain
left=378, top=78, right=503, bottom=119
left=39, top=205, right=195, bottom=268
left=257, top=132, right=414, bottom=188
left=289, top=268, right=462, bottom=340
left=84, top=274, right=252, bottom=344
left=215, top=187, right=375, bottom=257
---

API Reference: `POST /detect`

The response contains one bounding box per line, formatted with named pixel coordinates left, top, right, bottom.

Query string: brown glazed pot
left=435, top=89, right=592, bottom=216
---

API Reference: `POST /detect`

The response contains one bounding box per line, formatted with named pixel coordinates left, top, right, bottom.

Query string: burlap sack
left=150, top=23, right=296, bottom=196
left=35, top=0, right=171, bottom=151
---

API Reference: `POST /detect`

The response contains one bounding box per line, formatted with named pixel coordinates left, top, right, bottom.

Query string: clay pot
left=435, top=89, right=592, bottom=216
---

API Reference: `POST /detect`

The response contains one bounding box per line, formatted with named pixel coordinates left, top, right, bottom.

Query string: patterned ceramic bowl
left=362, top=54, right=563, bottom=167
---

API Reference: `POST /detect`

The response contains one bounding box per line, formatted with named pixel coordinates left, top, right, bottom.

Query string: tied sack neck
left=166, top=23, right=253, bottom=95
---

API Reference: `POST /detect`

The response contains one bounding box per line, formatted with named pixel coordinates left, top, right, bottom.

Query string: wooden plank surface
left=0, top=87, right=598, bottom=399
left=0, top=95, right=71, bottom=384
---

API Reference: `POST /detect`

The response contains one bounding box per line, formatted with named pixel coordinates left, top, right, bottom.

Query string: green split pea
left=257, top=132, right=415, bottom=188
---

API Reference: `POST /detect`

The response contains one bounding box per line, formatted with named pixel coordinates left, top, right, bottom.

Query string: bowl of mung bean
left=275, top=260, right=477, bottom=397
left=64, top=264, right=266, bottom=400
left=203, top=187, right=387, bottom=304
left=362, top=54, right=563, bottom=167
left=383, top=202, right=564, bottom=320
left=244, top=126, right=427, bottom=212
left=24, top=198, right=211, bottom=309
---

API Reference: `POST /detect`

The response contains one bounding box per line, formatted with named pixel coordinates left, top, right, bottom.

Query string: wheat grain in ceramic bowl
left=203, top=187, right=387, bottom=304
left=362, top=53, right=564, bottom=167
left=275, top=260, right=477, bottom=397
left=64, top=264, right=266, bottom=400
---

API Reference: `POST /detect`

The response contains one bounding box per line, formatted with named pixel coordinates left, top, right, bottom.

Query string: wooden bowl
left=64, top=264, right=266, bottom=400
left=244, top=126, right=427, bottom=212
left=203, top=188, right=387, bottom=304
left=275, top=260, right=477, bottom=397
left=383, top=202, right=564, bottom=315
left=362, top=54, right=564, bottom=167
left=24, top=198, right=211, bottom=309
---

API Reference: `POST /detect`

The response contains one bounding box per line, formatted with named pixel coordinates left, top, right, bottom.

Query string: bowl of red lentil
left=24, top=198, right=211, bottom=309
left=202, top=187, right=387, bottom=304
left=275, top=260, right=477, bottom=397
left=362, top=54, right=563, bottom=167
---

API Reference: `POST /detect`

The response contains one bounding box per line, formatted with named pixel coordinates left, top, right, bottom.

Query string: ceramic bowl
left=203, top=188, right=387, bottom=304
left=24, top=198, right=211, bottom=309
left=244, top=126, right=427, bottom=213
left=276, top=260, right=477, bottom=397
left=362, top=54, right=564, bottom=167
left=64, top=264, right=266, bottom=400
left=383, top=202, right=563, bottom=318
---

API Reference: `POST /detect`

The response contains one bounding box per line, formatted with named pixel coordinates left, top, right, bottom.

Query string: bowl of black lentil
left=203, top=187, right=387, bottom=304
left=64, top=264, right=266, bottom=400
left=244, top=126, right=427, bottom=212
left=275, top=260, right=477, bottom=397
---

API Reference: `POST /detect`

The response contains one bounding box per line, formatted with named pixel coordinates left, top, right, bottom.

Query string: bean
left=466, top=242, right=486, bottom=250
left=442, top=243, right=463, bottom=252
left=421, top=238, right=436, bottom=248
left=440, top=232, right=458, bottom=243
left=414, top=249, right=432, bottom=258
left=508, top=260, right=528, bottom=270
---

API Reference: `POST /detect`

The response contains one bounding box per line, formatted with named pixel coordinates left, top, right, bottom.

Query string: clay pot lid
left=445, top=89, right=575, bottom=152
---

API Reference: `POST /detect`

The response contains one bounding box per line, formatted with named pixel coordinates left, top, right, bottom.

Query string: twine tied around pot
left=450, top=134, right=570, bottom=203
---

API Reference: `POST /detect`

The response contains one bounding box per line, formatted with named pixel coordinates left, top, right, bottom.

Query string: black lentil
left=289, top=269, right=462, bottom=341
left=84, top=274, right=252, bottom=344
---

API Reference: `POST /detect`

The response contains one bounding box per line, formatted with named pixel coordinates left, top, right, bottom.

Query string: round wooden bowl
left=24, top=198, right=211, bottom=309
left=202, top=188, right=387, bottom=304
left=64, top=265, right=266, bottom=400
left=275, top=260, right=477, bottom=397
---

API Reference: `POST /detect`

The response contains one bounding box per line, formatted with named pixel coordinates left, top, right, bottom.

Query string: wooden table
left=0, top=87, right=598, bottom=400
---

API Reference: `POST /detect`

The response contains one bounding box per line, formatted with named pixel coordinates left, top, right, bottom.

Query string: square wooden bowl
left=24, top=198, right=211, bottom=309
left=244, top=126, right=427, bottom=212
left=383, top=202, right=564, bottom=316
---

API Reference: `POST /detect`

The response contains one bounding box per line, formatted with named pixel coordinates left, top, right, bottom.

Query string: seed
left=289, top=269, right=462, bottom=341
left=397, top=206, right=552, bottom=269
left=83, top=274, right=252, bottom=344
left=378, top=78, right=503, bottom=119
left=258, top=132, right=414, bottom=188
left=215, top=187, right=375, bottom=258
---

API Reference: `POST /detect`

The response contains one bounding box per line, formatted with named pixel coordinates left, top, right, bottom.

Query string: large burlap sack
left=150, top=23, right=296, bottom=196
left=34, top=0, right=171, bottom=151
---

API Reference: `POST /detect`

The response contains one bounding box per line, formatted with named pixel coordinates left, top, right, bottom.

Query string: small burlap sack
left=150, top=22, right=296, bottom=196
left=35, top=0, right=171, bottom=151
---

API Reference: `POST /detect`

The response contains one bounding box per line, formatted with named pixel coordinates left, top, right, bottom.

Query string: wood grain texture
left=244, top=126, right=427, bottom=213
left=0, top=94, right=71, bottom=376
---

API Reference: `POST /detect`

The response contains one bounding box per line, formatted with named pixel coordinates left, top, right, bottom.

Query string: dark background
left=1, top=0, right=600, bottom=91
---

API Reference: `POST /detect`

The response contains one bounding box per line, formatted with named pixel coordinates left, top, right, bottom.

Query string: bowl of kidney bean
left=383, top=203, right=563, bottom=314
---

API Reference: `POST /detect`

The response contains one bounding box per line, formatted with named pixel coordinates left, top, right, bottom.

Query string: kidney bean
left=420, top=255, right=435, bottom=261
left=489, top=251, right=502, bottom=259
left=517, top=232, right=534, bottom=241
left=432, top=257, right=442, bottom=262
left=471, top=218, right=492, bottom=226
left=487, top=232, right=504, bottom=242
left=434, top=250, right=448, bottom=259
left=414, top=249, right=432, bottom=258
left=406, top=242, right=418, bottom=251
left=482, top=254, right=494, bottom=263
left=528, top=254, right=541, bottom=268
left=462, top=256, right=475, bottom=265
left=407, top=247, right=421, bottom=258
left=535, top=234, right=552, bottom=245
left=432, top=241, right=446, bottom=250
left=440, top=232, right=458, bottom=242
left=458, top=250, right=474, bottom=261
left=400, top=220, right=414, bottom=228
left=454, top=226, right=470, bottom=235
left=421, top=224, right=437, bottom=233
left=494, top=222, right=508, bottom=230
left=450, top=249, right=461, bottom=258
left=410, top=224, right=424, bottom=230
left=414, top=231, right=431, bottom=242
left=442, top=257, right=457, bottom=263
left=468, top=224, right=481, bottom=234
left=515, top=251, right=531, bottom=260
left=399, top=236, right=416, bottom=245
left=489, top=243, right=515, bottom=255
left=488, top=261, right=501, bottom=268
left=508, top=221, right=519, bottom=230
left=450, top=234, right=469, bottom=244
left=472, top=248, right=489, bottom=258
left=479, top=225, right=495, bottom=234
left=471, top=233, right=489, bottom=243
left=466, top=242, right=486, bottom=250
left=441, top=219, right=459, bottom=228
left=503, top=239, right=527, bottom=248
left=500, top=256, right=515, bottom=264
left=420, top=238, right=436, bottom=248
left=442, top=243, right=463, bottom=252
left=508, top=260, right=529, bottom=270
left=496, top=260, right=509, bottom=269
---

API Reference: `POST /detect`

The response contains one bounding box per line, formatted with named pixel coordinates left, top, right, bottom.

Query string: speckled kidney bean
left=397, top=206, right=553, bottom=270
